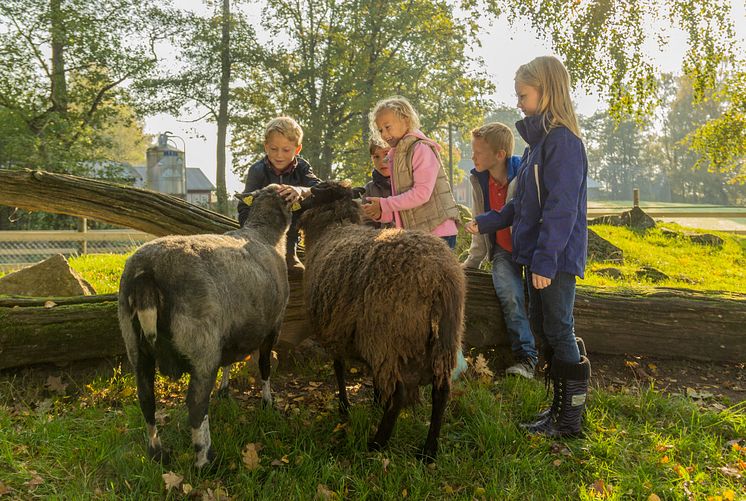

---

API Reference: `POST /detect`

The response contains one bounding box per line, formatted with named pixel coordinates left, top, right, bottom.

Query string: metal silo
left=146, top=133, right=187, bottom=199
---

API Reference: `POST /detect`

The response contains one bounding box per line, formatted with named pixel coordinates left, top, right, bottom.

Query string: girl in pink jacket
left=362, top=96, right=460, bottom=248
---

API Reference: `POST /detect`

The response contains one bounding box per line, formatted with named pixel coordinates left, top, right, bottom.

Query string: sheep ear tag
left=242, top=195, right=254, bottom=206
left=291, top=202, right=302, bottom=211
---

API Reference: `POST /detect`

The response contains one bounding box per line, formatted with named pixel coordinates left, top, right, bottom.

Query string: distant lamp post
left=446, top=122, right=462, bottom=188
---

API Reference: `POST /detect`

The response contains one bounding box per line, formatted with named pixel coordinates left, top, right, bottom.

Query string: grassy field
left=0, top=361, right=744, bottom=500
left=581, top=223, right=746, bottom=293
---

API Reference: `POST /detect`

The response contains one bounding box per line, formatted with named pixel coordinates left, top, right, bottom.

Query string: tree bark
left=49, top=0, right=68, bottom=116
left=0, top=169, right=238, bottom=236
left=215, top=0, right=231, bottom=215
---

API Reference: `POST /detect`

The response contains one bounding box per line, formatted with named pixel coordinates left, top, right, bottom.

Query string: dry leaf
left=270, top=459, right=284, bottom=467
left=242, top=443, right=261, bottom=470
left=162, top=471, right=183, bottom=491
left=654, top=444, right=674, bottom=452
left=401, top=488, right=408, bottom=498
left=474, top=487, right=486, bottom=496
left=45, top=375, right=67, bottom=395
left=381, top=458, right=390, bottom=472
left=590, top=479, right=611, bottom=498
left=552, top=459, right=562, bottom=466
left=332, top=423, right=346, bottom=433
left=0, top=482, right=13, bottom=495
left=723, top=489, right=735, bottom=501
left=24, top=471, right=44, bottom=490
left=183, top=483, right=193, bottom=495
left=647, top=494, right=661, bottom=501
left=719, top=465, right=742, bottom=479
left=315, top=484, right=337, bottom=500
left=43, top=300, right=57, bottom=308
left=660, top=455, right=670, bottom=464
left=472, top=354, right=494, bottom=381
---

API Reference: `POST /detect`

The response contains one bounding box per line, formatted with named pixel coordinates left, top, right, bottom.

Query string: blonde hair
left=515, top=56, right=581, bottom=138
left=471, top=122, right=514, bottom=155
left=368, top=96, right=421, bottom=141
left=264, top=116, right=303, bottom=145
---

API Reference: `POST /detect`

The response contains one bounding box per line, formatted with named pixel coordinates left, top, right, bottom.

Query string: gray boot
left=532, top=337, right=586, bottom=421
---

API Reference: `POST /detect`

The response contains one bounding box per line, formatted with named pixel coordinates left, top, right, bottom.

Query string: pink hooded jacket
left=378, top=130, right=458, bottom=237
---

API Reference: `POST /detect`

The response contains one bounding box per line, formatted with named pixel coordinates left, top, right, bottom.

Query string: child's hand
left=532, top=273, right=552, bottom=289
left=464, top=220, right=480, bottom=234
left=277, top=185, right=304, bottom=203
left=362, top=197, right=382, bottom=220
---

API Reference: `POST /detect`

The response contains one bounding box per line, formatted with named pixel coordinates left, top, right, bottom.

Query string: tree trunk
left=0, top=169, right=238, bottom=236
left=215, top=0, right=231, bottom=215
left=2, top=271, right=745, bottom=370
left=49, top=0, right=68, bottom=116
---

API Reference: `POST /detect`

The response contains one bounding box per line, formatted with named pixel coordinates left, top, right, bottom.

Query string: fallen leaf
left=45, top=375, right=68, bottom=395
left=474, top=487, right=486, bottom=496
left=43, top=300, right=57, bottom=308
left=242, top=443, right=261, bottom=470
left=648, top=494, right=661, bottom=501
left=382, top=458, right=390, bottom=472
left=349, top=367, right=358, bottom=374
left=723, top=489, right=735, bottom=501
left=589, top=479, right=611, bottom=498
left=401, top=488, right=408, bottom=498
left=654, top=444, right=674, bottom=452
left=0, top=482, right=13, bottom=495
left=552, top=459, right=562, bottom=466
left=182, top=483, right=193, bottom=495
left=332, top=423, right=346, bottom=433
left=719, top=465, right=742, bottom=479
left=315, top=484, right=337, bottom=500
left=443, top=484, right=454, bottom=494
left=660, top=455, right=670, bottom=464
left=271, top=459, right=284, bottom=467
left=24, top=471, right=44, bottom=490
left=162, top=471, right=182, bottom=491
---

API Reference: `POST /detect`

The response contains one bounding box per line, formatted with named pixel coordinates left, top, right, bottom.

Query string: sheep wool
left=299, top=181, right=466, bottom=462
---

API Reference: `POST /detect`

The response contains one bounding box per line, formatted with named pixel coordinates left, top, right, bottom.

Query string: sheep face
left=238, top=183, right=294, bottom=231
left=299, top=181, right=363, bottom=237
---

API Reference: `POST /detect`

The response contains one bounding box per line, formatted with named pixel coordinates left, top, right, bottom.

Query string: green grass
left=581, top=223, right=746, bottom=293
left=0, top=362, right=743, bottom=499
left=66, top=253, right=130, bottom=294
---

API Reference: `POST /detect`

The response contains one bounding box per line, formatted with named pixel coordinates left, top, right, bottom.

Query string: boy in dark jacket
left=237, top=116, right=320, bottom=276
left=362, top=139, right=392, bottom=228
left=463, top=122, right=538, bottom=378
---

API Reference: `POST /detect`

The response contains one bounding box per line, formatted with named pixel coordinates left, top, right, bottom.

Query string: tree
left=230, top=0, right=493, bottom=184
left=0, top=0, right=171, bottom=173
left=134, top=1, right=256, bottom=215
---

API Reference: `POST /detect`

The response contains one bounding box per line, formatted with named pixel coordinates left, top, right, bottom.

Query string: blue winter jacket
left=474, top=114, right=588, bottom=279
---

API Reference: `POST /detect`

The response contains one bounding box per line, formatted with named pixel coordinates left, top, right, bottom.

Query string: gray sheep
left=299, top=181, right=465, bottom=462
left=117, top=184, right=292, bottom=468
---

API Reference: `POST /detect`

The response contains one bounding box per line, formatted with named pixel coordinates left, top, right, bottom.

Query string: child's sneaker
left=505, top=359, right=535, bottom=379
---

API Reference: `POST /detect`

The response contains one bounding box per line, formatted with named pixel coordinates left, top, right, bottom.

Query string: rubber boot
left=522, top=356, right=591, bottom=437
left=532, top=337, right=586, bottom=421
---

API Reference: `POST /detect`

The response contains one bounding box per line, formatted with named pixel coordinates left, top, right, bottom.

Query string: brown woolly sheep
left=298, top=180, right=465, bottom=462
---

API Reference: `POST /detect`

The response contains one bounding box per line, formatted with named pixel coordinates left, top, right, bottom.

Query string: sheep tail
left=127, top=269, right=162, bottom=346
left=430, top=283, right=464, bottom=390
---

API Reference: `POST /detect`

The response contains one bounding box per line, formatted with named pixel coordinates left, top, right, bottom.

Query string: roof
left=186, top=168, right=216, bottom=192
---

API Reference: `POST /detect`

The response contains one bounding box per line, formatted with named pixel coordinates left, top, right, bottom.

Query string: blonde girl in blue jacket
left=465, top=56, right=590, bottom=437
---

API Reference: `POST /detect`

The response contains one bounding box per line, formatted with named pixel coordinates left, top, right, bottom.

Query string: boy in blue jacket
left=463, top=122, right=538, bottom=378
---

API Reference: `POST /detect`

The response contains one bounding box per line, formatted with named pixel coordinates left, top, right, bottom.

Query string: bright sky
left=143, top=1, right=746, bottom=195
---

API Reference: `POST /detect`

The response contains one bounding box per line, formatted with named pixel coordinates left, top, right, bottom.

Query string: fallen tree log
left=0, top=168, right=238, bottom=236
left=2, top=271, right=745, bottom=370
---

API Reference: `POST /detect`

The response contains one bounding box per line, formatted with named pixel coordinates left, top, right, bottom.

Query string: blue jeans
left=441, top=235, right=457, bottom=250
left=491, top=247, right=537, bottom=364
left=527, top=270, right=581, bottom=364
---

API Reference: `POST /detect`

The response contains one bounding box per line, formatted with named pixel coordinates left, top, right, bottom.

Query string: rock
left=685, top=233, right=723, bottom=247
left=0, top=254, right=96, bottom=297
left=595, top=267, right=623, bottom=279
left=621, top=206, right=656, bottom=229
left=660, top=228, right=681, bottom=238
left=587, top=229, right=624, bottom=263
left=635, top=266, right=669, bottom=283
left=589, top=207, right=656, bottom=230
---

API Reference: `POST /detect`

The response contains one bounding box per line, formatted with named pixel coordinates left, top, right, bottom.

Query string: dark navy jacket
left=237, top=156, right=320, bottom=226
left=475, top=115, right=588, bottom=279
left=470, top=155, right=521, bottom=261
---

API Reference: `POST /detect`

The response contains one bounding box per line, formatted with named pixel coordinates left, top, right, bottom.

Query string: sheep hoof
left=194, top=446, right=216, bottom=470
left=148, top=445, right=171, bottom=465
left=261, top=397, right=274, bottom=409
left=416, top=448, right=437, bottom=464
left=367, top=440, right=383, bottom=452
